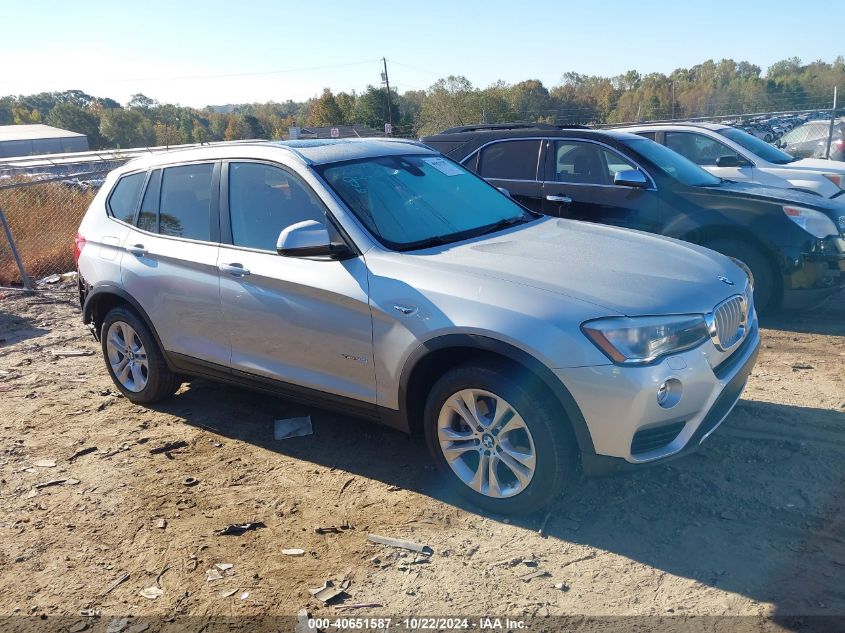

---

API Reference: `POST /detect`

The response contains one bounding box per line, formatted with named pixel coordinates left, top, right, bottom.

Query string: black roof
left=421, top=125, right=637, bottom=143
left=438, top=122, right=589, bottom=134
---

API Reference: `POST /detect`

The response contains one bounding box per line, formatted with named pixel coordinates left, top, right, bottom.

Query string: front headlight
left=783, top=205, right=838, bottom=238
left=582, top=315, right=710, bottom=365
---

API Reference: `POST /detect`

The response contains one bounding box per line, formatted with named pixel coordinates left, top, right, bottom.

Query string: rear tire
left=423, top=362, right=577, bottom=514
left=100, top=306, right=181, bottom=404
left=704, top=239, right=778, bottom=314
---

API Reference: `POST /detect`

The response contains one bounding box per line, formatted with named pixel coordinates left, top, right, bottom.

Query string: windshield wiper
left=470, top=214, right=534, bottom=238
left=397, top=234, right=456, bottom=252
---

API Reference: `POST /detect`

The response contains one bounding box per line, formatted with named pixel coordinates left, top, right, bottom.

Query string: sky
left=1, top=0, right=842, bottom=107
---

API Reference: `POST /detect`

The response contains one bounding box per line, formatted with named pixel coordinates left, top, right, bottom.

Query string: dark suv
left=421, top=124, right=845, bottom=313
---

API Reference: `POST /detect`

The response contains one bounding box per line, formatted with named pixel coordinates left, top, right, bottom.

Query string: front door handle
left=545, top=195, right=572, bottom=204
left=126, top=244, right=147, bottom=256
left=219, top=263, right=251, bottom=276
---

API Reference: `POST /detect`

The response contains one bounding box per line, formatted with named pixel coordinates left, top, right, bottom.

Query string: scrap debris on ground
left=0, top=290, right=843, bottom=619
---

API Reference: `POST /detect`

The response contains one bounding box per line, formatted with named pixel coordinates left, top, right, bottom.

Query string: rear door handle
left=126, top=244, right=147, bottom=256
left=545, top=195, right=572, bottom=204
left=219, top=263, right=251, bottom=276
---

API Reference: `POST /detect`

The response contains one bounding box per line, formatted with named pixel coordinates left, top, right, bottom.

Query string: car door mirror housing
left=613, top=169, right=649, bottom=188
left=715, top=154, right=745, bottom=168
left=276, top=220, right=352, bottom=259
left=497, top=187, right=512, bottom=198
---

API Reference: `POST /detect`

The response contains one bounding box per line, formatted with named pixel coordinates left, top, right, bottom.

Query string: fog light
left=656, top=378, right=683, bottom=409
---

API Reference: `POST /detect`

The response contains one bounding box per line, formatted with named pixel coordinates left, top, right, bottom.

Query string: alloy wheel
left=437, top=388, right=537, bottom=498
left=105, top=321, right=149, bottom=392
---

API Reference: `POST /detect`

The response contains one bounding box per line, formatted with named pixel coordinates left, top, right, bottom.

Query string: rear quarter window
left=107, top=172, right=146, bottom=223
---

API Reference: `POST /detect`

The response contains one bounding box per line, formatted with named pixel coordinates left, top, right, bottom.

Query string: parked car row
left=421, top=123, right=845, bottom=314
left=76, top=136, right=772, bottom=513
left=780, top=119, right=845, bottom=161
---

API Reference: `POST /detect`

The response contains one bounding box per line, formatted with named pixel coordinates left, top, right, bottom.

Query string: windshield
left=718, top=127, right=797, bottom=164
left=621, top=138, right=721, bottom=187
left=317, top=154, right=536, bottom=250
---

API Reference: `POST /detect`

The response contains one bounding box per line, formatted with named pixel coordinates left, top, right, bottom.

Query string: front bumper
left=782, top=236, right=845, bottom=309
left=557, top=321, right=760, bottom=469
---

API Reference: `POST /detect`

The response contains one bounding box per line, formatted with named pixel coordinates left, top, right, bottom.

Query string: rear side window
left=158, top=163, right=214, bottom=241
left=137, top=169, right=161, bottom=232
left=636, top=131, right=657, bottom=141
left=108, top=172, right=145, bottom=223
left=478, top=140, right=541, bottom=180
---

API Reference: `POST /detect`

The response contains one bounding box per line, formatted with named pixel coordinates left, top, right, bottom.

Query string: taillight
left=74, top=232, right=87, bottom=268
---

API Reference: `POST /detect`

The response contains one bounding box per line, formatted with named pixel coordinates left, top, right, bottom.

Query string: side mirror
left=613, top=169, right=648, bottom=188
left=715, top=154, right=745, bottom=168
left=497, top=187, right=512, bottom=198
left=276, top=220, right=352, bottom=259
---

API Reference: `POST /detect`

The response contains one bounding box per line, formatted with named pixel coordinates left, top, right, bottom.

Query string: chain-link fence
left=0, top=161, right=121, bottom=292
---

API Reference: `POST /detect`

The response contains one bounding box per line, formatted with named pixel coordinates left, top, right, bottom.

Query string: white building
left=0, top=124, right=89, bottom=158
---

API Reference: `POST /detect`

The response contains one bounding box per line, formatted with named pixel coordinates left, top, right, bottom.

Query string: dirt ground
left=0, top=288, right=843, bottom=629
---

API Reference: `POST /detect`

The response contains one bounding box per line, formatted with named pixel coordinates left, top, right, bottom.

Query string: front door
left=664, top=131, right=755, bottom=183
left=216, top=161, right=377, bottom=404
left=541, top=139, right=660, bottom=233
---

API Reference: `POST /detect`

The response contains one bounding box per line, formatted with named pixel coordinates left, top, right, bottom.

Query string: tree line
left=1, top=56, right=842, bottom=149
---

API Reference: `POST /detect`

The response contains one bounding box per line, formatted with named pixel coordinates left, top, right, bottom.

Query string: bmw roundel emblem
left=718, top=276, right=734, bottom=285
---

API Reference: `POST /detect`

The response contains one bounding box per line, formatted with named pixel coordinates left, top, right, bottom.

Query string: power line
left=89, top=59, right=384, bottom=83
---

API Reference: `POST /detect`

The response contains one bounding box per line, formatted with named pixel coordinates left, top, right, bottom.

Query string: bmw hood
left=409, top=218, right=749, bottom=316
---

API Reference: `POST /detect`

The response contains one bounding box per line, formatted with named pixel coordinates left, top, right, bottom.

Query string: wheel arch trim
left=396, top=333, right=596, bottom=456
left=82, top=284, right=171, bottom=368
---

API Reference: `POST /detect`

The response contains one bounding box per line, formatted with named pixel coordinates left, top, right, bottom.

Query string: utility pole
left=671, top=80, right=676, bottom=120
left=381, top=57, right=393, bottom=134
left=825, top=86, right=837, bottom=159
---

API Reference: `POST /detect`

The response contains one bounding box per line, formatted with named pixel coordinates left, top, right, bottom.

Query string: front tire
left=704, top=239, right=779, bottom=314
left=423, top=362, right=577, bottom=514
left=101, top=306, right=181, bottom=404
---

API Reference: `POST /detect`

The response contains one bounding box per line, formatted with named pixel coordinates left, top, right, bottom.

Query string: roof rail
left=437, top=123, right=592, bottom=135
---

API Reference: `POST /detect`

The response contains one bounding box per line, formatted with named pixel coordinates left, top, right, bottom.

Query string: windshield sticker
left=423, top=157, right=464, bottom=176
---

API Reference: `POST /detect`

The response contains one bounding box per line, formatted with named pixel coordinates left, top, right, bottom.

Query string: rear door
left=120, top=162, right=230, bottom=365
left=464, top=139, right=545, bottom=211
left=541, top=139, right=660, bottom=232
left=664, top=131, right=755, bottom=183
left=217, top=160, right=377, bottom=405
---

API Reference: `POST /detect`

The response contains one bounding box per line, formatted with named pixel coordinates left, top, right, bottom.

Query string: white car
left=618, top=122, right=845, bottom=199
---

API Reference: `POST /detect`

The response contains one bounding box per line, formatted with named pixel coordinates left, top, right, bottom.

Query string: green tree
left=353, top=85, right=400, bottom=130
left=335, top=91, right=356, bottom=124
left=45, top=103, right=103, bottom=147
left=128, top=93, right=159, bottom=110
left=306, top=88, right=344, bottom=126
left=154, top=121, right=187, bottom=146
left=224, top=115, right=251, bottom=140
left=100, top=109, right=154, bottom=148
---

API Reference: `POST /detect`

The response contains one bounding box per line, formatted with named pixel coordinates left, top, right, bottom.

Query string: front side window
left=228, top=162, right=326, bottom=251
left=317, top=154, right=536, bottom=250
left=665, top=132, right=740, bottom=166
left=622, top=138, right=721, bottom=187
left=108, top=172, right=145, bottom=223
left=158, top=163, right=214, bottom=241
left=718, top=127, right=797, bottom=164
left=554, top=142, right=637, bottom=184
left=478, top=140, right=541, bottom=180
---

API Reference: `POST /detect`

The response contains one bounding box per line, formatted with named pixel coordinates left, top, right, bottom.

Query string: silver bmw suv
left=76, top=139, right=760, bottom=513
